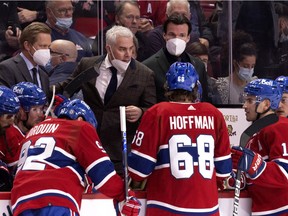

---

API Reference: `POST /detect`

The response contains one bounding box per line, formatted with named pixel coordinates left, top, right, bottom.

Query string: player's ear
left=77, top=116, right=84, bottom=122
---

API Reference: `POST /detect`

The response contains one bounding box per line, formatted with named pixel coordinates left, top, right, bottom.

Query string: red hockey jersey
left=11, top=118, right=124, bottom=216
left=245, top=116, right=288, bottom=215
left=128, top=102, right=232, bottom=216
left=0, top=124, right=25, bottom=171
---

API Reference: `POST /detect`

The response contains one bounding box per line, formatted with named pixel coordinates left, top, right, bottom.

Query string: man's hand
left=231, top=146, right=266, bottom=179
left=114, top=190, right=141, bottom=216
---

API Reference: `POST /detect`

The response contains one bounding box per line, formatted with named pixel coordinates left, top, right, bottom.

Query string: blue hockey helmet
left=275, top=76, right=288, bottom=94
left=166, top=62, right=199, bottom=92
left=244, top=79, right=281, bottom=110
left=0, top=86, right=20, bottom=115
left=56, top=99, right=98, bottom=128
left=12, top=82, right=47, bottom=112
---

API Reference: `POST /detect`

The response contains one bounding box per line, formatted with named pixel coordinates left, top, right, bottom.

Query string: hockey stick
left=63, top=66, right=98, bottom=98
left=44, top=85, right=55, bottom=118
left=120, top=106, right=129, bottom=201
left=233, top=114, right=278, bottom=215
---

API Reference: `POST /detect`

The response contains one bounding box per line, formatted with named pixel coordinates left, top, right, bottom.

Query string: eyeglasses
left=125, top=15, right=140, bottom=21
left=50, top=49, right=69, bottom=57
left=55, top=7, right=74, bottom=16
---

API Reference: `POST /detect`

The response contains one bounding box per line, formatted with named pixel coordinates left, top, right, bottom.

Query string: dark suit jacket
left=142, top=48, right=210, bottom=102
left=56, top=55, right=156, bottom=174
left=0, top=54, right=50, bottom=97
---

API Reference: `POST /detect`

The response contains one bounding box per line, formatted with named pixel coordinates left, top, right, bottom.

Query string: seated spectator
left=45, top=0, right=93, bottom=62
left=17, top=1, right=47, bottom=29
left=92, top=1, right=152, bottom=62
left=47, top=39, right=78, bottom=85
left=146, top=0, right=214, bottom=56
left=0, top=2, right=21, bottom=62
left=216, top=31, right=258, bottom=104
left=187, top=41, right=222, bottom=104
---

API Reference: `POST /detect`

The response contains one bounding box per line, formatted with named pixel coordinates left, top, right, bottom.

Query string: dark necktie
left=32, top=67, right=39, bottom=86
left=104, top=67, right=118, bottom=105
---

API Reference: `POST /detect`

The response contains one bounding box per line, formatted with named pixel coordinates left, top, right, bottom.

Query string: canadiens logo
left=227, top=125, right=236, bottom=136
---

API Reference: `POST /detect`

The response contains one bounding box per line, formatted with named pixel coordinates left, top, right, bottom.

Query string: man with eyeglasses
left=46, top=39, right=78, bottom=86
left=92, top=1, right=152, bottom=61
left=45, top=0, right=93, bottom=62
left=232, top=79, right=288, bottom=215
left=275, top=76, right=288, bottom=117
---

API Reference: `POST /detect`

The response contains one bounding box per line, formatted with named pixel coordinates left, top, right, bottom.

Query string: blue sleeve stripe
left=274, top=159, right=288, bottom=173
left=215, top=157, right=232, bottom=176
left=128, top=152, right=156, bottom=176
left=88, top=160, right=116, bottom=186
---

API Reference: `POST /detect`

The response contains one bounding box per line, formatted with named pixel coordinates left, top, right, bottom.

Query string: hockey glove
left=223, top=169, right=246, bottom=190
left=114, top=190, right=141, bottom=216
left=53, top=94, right=69, bottom=116
left=231, top=146, right=266, bottom=179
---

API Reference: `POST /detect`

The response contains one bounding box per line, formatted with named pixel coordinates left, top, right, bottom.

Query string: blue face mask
left=238, top=66, right=254, bottom=82
left=55, top=17, right=73, bottom=29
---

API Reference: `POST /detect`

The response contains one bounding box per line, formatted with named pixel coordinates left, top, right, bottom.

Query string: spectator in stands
left=17, top=1, right=47, bottom=29
left=47, top=39, right=78, bottom=85
left=142, top=13, right=209, bottom=103
left=0, top=2, right=21, bottom=62
left=45, top=0, right=93, bottom=62
left=187, top=41, right=222, bottom=104
left=147, top=0, right=214, bottom=56
left=0, top=22, right=51, bottom=97
left=217, top=1, right=288, bottom=79
left=216, top=31, right=258, bottom=104
left=92, top=1, right=152, bottom=62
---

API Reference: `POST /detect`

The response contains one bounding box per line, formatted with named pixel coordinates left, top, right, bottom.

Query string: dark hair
left=234, top=43, right=257, bottom=62
left=163, top=13, right=191, bottom=35
left=186, top=41, right=208, bottom=56
left=115, top=1, right=139, bottom=17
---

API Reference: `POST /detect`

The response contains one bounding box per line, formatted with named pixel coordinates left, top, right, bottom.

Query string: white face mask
left=166, top=38, right=187, bottom=56
left=238, top=66, right=254, bottom=81
left=32, top=48, right=51, bottom=66
left=55, top=17, right=73, bottom=29
left=109, top=46, right=130, bottom=72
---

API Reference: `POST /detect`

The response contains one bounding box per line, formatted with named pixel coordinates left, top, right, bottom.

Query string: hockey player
left=11, top=98, right=141, bottom=216
left=232, top=78, right=288, bottom=215
left=0, top=82, right=47, bottom=176
left=0, top=86, right=20, bottom=191
left=275, top=76, right=288, bottom=117
left=0, top=85, right=20, bottom=132
left=128, top=62, right=232, bottom=215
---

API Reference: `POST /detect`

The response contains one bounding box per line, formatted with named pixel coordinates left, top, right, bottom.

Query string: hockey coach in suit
left=55, top=25, right=156, bottom=176
left=0, top=22, right=50, bottom=97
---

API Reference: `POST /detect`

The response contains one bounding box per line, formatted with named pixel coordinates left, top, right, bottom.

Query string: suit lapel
left=14, top=55, right=33, bottom=82
left=156, top=49, right=170, bottom=75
